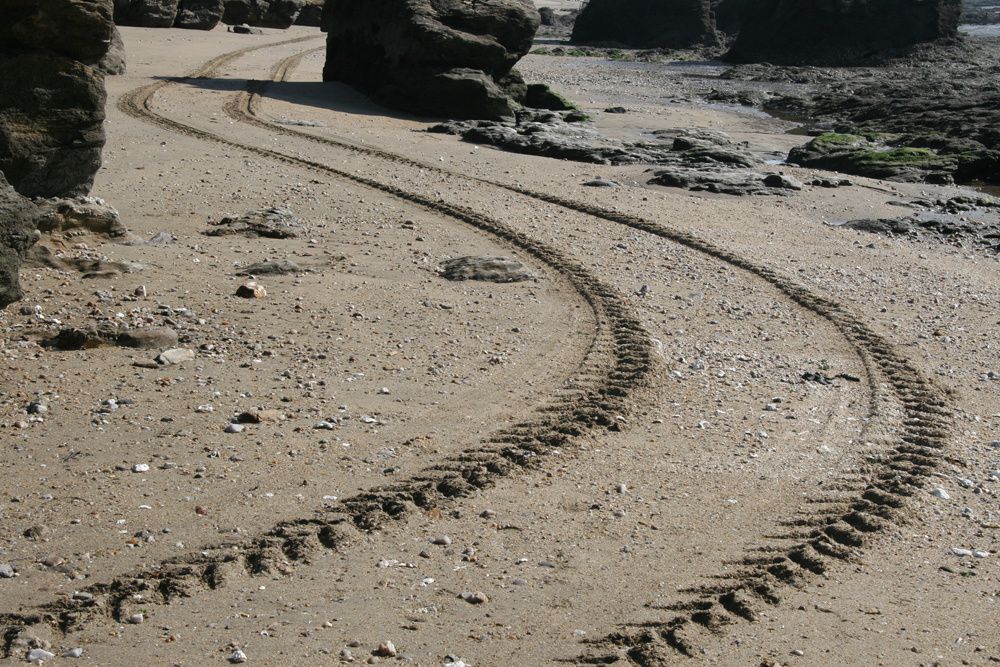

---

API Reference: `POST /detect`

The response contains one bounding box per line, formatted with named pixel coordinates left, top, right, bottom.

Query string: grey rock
left=0, top=173, right=40, bottom=309
left=572, top=0, right=719, bottom=49
left=439, top=256, right=534, bottom=283
left=156, top=348, right=196, bottom=365
left=237, top=259, right=303, bottom=275
left=175, top=0, right=224, bottom=28
left=223, top=0, right=304, bottom=28
left=322, top=0, right=539, bottom=120
left=114, top=0, right=181, bottom=27
left=0, top=563, right=15, bottom=578
left=205, top=207, right=301, bottom=238
left=34, top=196, right=128, bottom=238
left=97, top=25, right=127, bottom=75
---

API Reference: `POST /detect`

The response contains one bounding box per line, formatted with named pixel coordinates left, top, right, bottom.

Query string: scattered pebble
left=132, top=463, right=150, bottom=473
left=374, top=641, right=397, bottom=657
left=930, top=487, right=950, bottom=500
left=224, top=423, right=244, bottom=434
left=26, top=648, right=55, bottom=664
left=228, top=648, right=248, bottom=664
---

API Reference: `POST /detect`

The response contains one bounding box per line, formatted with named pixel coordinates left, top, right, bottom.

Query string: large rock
left=175, top=0, right=224, bottom=28
left=726, top=0, right=962, bottom=65
left=322, top=0, right=540, bottom=120
left=0, top=54, right=108, bottom=198
left=114, top=0, right=181, bottom=26
left=0, top=173, right=39, bottom=309
left=222, top=0, right=305, bottom=28
left=1, top=0, right=111, bottom=198
left=570, top=0, right=719, bottom=49
left=98, top=25, right=127, bottom=75
left=294, top=0, right=322, bottom=26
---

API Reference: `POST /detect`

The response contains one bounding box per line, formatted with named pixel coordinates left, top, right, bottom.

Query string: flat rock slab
left=439, top=256, right=534, bottom=283
left=205, top=207, right=301, bottom=238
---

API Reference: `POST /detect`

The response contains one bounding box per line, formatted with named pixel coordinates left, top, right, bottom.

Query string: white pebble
left=229, top=648, right=248, bottom=664
left=27, top=649, right=55, bottom=664
left=132, top=463, right=150, bottom=473
left=931, top=487, right=950, bottom=499
left=225, top=423, right=244, bottom=433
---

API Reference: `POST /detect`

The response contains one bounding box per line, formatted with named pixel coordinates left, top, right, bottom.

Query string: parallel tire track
left=236, top=48, right=955, bottom=664
left=1, top=39, right=653, bottom=657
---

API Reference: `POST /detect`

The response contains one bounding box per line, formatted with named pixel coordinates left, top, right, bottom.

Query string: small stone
left=340, top=648, right=355, bottom=662
left=791, top=649, right=805, bottom=656
left=931, top=487, right=950, bottom=500
left=430, top=535, right=452, bottom=546
left=952, top=547, right=973, bottom=557
left=156, top=348, right=195, bottom=365
left=26, top=402, right=48, bottom=415
left=972, top=550, right=991, bottom=558
left=374, top=641, right=397, bottom=657
left=460, top=591, right=489, bottom=604
left=128, top=613, right=144, bottom=624
left=236, top=281, right=267, bottom=299
left=229, top=648, right=248, bottom=663
left=0, top=563, right=15, bottom=578
left=63, top=648, right=84, bottom=658
left=132, top=463, right=150, bottom=473
left=26, top=649, right=55, bottom=664
left=225, top=423, right=245, bottom=434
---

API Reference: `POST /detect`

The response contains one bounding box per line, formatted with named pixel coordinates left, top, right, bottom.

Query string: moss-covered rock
left=788, top=133, right=957, bottom=183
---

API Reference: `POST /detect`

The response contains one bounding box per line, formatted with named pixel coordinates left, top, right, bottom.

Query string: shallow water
left=959, top=23, right=1000, bottom=36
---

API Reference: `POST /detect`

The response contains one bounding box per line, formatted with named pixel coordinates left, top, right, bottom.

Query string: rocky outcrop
left=0, top=174, right=39, bottom=309
left=113, top=0, right=181, bottom=27
left=570, top=0, right=719, bottom=49
left=726, top=0, right=962, bottom=65
left=175, top=0, right=224, bottom=28
left=322, top=0, right=540, bottom=120
left=294, top=0, right=322, bottom=26
left=223, top=0, right=305, bottom=28
left=713, top=0, right=747, bottom=37
left=1, top=0, right=112, bottom=198
left=98, top=25, right=127, bottom=75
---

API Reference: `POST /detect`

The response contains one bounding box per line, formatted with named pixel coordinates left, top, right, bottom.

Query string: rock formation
left=0, top=174, right=39, bottom=309
left=712, top=0, right=747, bottom=37
left=570, top=0, right=719, bottom=49
left=175, top=0, right=225, bottom=28
left=98, top=25, right=128, bottom=75
left=322, top=0, right=540, bottom=120
left=222, top=0, right=305, bottom=28
left=113, top=0, right=181, bottom=27
left=294, top=0, right=322, bottom=26
left=726, top=0, right=962, bottom=65
left=1, top=0, right=112, bottom=198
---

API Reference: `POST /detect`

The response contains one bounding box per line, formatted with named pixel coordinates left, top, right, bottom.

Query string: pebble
left=0, top=563, right=15, bottom=578
left=931, top=487, right=950, bottom=499
left=430, top=535, right=452, bottom=546
left=374, top=641, right=397, bottom=657
left=225, top=423, right=245, bottom=434
left=26, top=649, right=55, bottom=664
left=973, top=550, right=991, bottom=558
left=340, top=648, right=355, bottom=662
left=951, top=547, right=973, bottom=557
left=128, top=613, right=144, bottom=624
left=132, top=463, right=150, bottom=473
left=235, top=281, right=267, bottom=299
left=228, top=648, right=248, bottom=663
left=460, top=591, right=489, bottom=604
left=64, top=648, right=84, bottom=658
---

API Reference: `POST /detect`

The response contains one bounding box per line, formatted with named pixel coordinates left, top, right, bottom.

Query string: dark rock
left=727, top=0, right=962, bottom=65
left=788, top=133, right=958, bottom=184
left=294, top=0, right=322, bottom=26
left=0, top=173, right=39, bottom=309
left=439, top=256, right=534, bottom=283
left=237, top=259, right=304, bottom=275
left=205, top=207, right=301, bottom=238
left=838, top=214, right=1000, bottom=253
left=648, top=167, right=797, bottom=196
left=223, top=0, right=304, bottom=28
left=713, top=0, right=748, bottom=37
left=524, top=84, right=576, bottom=111
left=114, top=0, right=181, bottom=27
left=571, top=0, right=719, bottom=49
left=98, top=25, right=127, bottom=75
left=229, top=22, right=263, bottom=33
left=25, top=246, right=141, bottom=277
left=322, top=0, right=540, bottom=120
left=45, top=326, right=176, bottom=350
left=604, top=106, right=628, bottom=114
left=3, top=0, right=114, bottom=63
left=175, top=0, right=224, bottom=28
left=0, top=54, right=107, bottom=199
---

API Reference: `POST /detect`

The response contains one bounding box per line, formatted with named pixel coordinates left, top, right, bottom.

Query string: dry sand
left=0, top=25, right=997, bottom=667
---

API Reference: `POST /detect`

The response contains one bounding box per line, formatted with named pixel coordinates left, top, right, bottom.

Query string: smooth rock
left=27, top=649, right=55, bottom=664
left=156, top=348, right=196, bottom=365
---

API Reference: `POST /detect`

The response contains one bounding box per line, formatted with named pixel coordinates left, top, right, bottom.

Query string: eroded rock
left=322, top=0, right=540, bottom=120
left=114, top=0, right=181, bottom=27
left=175, top=0, right=224, bottom=28
left=439, top=256, right=534, bottom=283
left=0, top=173, right=40, bottom=308
left=222, top=0, right=304, bottom=28
left=571, top=0, right=719, bottom=49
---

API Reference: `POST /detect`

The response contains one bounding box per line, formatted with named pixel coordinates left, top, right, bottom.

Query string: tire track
left=1, top=40, right=653, bottom=656
left=235, top=47, right=955, bottom=664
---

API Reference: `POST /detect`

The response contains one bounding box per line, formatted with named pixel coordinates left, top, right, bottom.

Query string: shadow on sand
left=156, top=75, right=445, bottom=123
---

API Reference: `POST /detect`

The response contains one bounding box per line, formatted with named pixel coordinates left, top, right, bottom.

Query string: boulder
left=175, top=0, right=224, bottom=28
left=98, top=25, right=127, bottom=75
left=294, top=0, right=322, bottom=26
left=113, top=0, right=181, bottom=27
left=0, top=174, right=39, bottom=308
left=570, top=0, right=719, bottom=49
left=322, top=0, right=540, bottom=120
left=726, top=0, right=962, bottom=65
left=3, top=0, right=116, bottom=63
left=222, top=0, right=305, bottom=28
left=0, top=53, right=108, bottom=197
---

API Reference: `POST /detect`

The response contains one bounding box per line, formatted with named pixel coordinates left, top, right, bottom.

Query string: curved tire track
left=236, top=47, right=955, bottom=664
left=1, top=39, right=653, bottom=657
